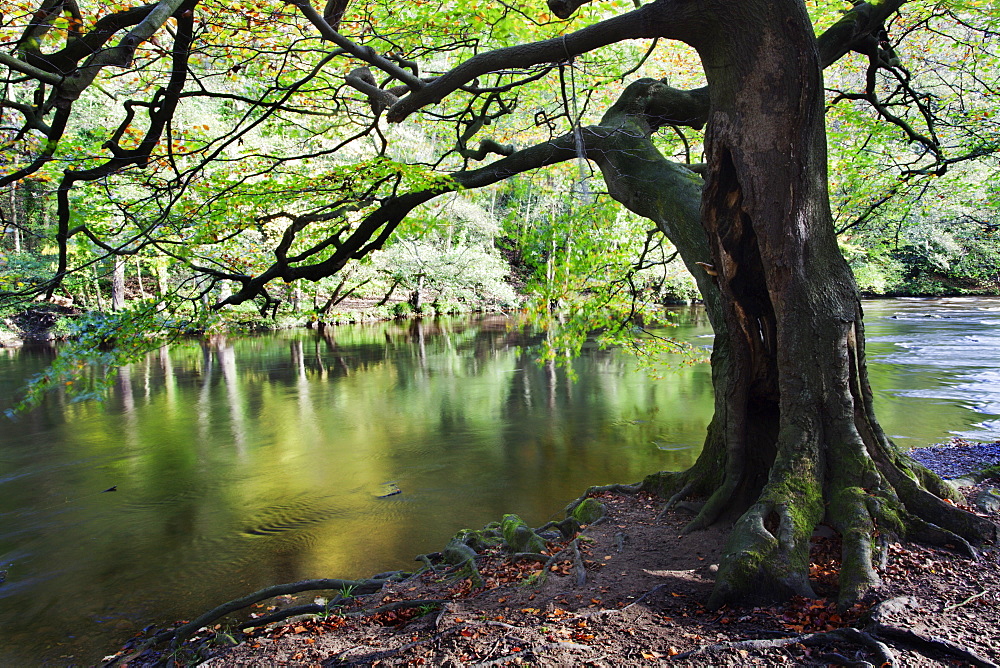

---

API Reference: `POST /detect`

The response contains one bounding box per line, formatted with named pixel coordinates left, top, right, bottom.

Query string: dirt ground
left=107, top=453, right=1000, bottom=667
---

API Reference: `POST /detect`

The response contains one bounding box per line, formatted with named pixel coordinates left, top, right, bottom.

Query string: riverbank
left=0, top=298, right=504, bottom=347
left=105, top=441, right=1000, bottom=667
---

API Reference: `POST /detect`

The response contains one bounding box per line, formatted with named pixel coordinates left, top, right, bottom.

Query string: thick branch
left=41, top=4, right=157, bottom=75
left=0, top=52, right=63, bottom=85
left=389, top=0, right=913, bottom=127
left=387, top=2, right=674, bottom=123
left=288, top=0, right=424, bottom=90
left=817, top=0, right=910, bottom=69
left=55, top=0, right=189, bottom=103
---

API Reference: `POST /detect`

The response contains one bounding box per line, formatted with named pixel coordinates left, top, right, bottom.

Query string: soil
left=103, top=441, right=1000, bottom=668
left=1, top=303, right=80, bottom=344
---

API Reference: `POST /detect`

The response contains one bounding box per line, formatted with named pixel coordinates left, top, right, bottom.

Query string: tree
left=2, top=0, right=997, bottom=607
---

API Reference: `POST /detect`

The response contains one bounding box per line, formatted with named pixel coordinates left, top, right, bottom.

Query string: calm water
left=1, top=298, right=998, bottom=664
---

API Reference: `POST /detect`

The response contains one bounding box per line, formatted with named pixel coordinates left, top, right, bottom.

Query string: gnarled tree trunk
left=628, top=0, right=995, bottom=607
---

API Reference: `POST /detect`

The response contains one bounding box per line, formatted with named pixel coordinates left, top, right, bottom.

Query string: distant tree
left=2, top=0, right=997, bottom=605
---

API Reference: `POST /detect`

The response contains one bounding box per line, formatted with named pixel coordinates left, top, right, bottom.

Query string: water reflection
left=0, top=315, right=710, bottom=664
left=1, top=301, right=999, bottom=664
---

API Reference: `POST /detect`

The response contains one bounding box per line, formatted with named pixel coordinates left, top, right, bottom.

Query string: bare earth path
left=107, top=441, right=1000, bottom=667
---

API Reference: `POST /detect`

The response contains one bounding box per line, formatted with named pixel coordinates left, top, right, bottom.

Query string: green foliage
left=0, top=252, right=53, bottom=293
left=391, top=301, right=415, bottom=317
left=843, top=214, right=1000, bottom=295
left=4, top=305, right=209, bottom=415
left=824, top=3, right=1000, bottom=296
left=491, top=169, right=698, bottom=367
left=1, top=0, right=998, bottom=413
left=372, top=194, right=520, bottom=310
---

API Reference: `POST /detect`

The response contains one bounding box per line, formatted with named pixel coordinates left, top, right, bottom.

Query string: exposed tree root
left=869, top=622, right=999, bottom=668
left=333, top=626, right=463, bottom=666
left=671, top=595, right=1000, bottom=667
left=570, top=537, right=587, bottom=587
left=535, top=516, right=582, bottom=539
left=534, top=537, right=585, bottom=587
left=107, top=501, right=600, bottom=664
left=233, top=597, right=444, bottom=631
left=709, top=488, right=822, bottom=607
left=236, top=599, right=344, bottom=630
left=641, top=428, right=998, bottom=608
left=579, top=482, right=643, bottom=497
left=674, top=627, right=895, bottom=665
left=468, top=641, right=596, bottom=667
left=868, top=596, right=1000, bottom=668
left=441, top=537, right=486, bottom=588
left=906, top=515, right=978, bottom=558
left=103, top=577, right=393, bottom=666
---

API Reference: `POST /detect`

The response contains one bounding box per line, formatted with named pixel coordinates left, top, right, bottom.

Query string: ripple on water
left=240, top=496, right=349, bottom=537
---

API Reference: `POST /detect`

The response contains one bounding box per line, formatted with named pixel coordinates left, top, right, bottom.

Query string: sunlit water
left=1, top=298, right=998, bottom=664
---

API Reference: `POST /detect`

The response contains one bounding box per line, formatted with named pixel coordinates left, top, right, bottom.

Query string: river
left=1, top=297, right=998, bottom=664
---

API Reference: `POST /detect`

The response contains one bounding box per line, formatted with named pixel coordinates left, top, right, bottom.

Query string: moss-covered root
left=566, top=497, right=607, bottom=524
left=870, top=437, right=997, bottom=548
left=442, top=537, right=485, bottom=588
left=826, top=485, right=893, bottom=606
left=709, top=491, right=822, bottom=609
left=500, top=514, right=547, bottom=554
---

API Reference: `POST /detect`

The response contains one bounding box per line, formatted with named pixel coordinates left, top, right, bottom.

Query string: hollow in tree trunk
left=630, top=0, right=995, bottom=607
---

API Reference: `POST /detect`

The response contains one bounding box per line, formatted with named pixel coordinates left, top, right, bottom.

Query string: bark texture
left=633, top=0, right=995, bottom=607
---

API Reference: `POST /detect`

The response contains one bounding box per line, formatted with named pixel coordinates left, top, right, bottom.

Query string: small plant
left=391, top=302, right=414, bottom=317
left=318, top=596, right=344, bottom=619
left=981, top=464, right=1000, bottom=480
left=416, top=603, right=441, bottom=617
left=521, top=571, right=542, bottom=587
left=214, top=629, right=239, bottom=647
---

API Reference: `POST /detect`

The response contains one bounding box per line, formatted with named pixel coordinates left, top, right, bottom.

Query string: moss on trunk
left=583, top=1, right=997, bottom=608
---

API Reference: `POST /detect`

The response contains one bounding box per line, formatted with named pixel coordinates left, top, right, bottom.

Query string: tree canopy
left=1, top=0, right=996, bottom=313
left=2, top=0, right=999, bottom=606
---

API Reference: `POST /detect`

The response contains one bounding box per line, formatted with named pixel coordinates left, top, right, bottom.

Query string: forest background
left=1, top=0, right=998, bottom=370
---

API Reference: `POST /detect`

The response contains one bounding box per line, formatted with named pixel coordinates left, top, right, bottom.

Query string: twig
left=942, top=589, right=989, bottom=612
left=675, top=628, right=898, bottom=666
left=570, top=538, right=587, bottom=587
left=343, top=599, right=445, bottom=618
left=624, top=583, right=672, bottom=609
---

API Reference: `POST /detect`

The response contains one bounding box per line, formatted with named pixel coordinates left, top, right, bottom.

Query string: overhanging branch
left=386, top=2, right=673, bottom=123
